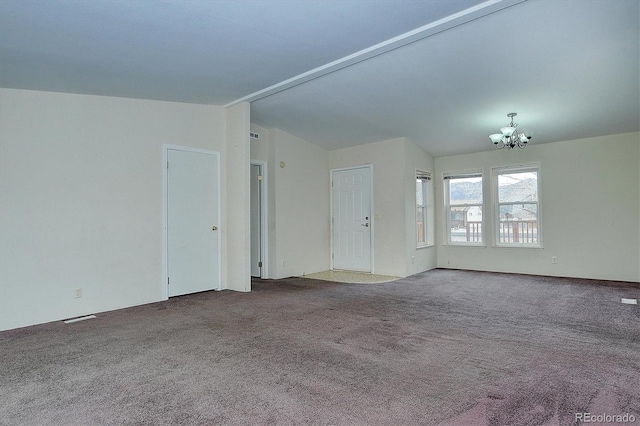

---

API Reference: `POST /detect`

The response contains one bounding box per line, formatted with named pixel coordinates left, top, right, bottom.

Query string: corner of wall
left=403, top=138, right=437, bottom=277
left=224, top=102, right=251, bottom=291
left=261, top=127, right=330, bottom=279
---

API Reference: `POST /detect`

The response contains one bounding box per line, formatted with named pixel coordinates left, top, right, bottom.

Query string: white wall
left=329, top=138, right=406, bottom=276
left=249, top=125, right=330, bottom=279
left=435, top=132, right=640, bottom=282
left=404, top=139, right=437, bottom=276
left=329, top=137, right=437, bottom=277
left=5, top=89, right=631, bottom=331
left=252, top=130, right=438, bottom=279
left=225, top=102, right=251, bottom=291
left=249, top=124, right=268, bottom=163
left=0, top=88, right=248, bottom=331
left=272, top=129, right=330, bottom=278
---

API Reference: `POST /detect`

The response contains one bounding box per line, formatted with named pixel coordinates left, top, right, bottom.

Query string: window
left=493, top=164, right=541, bottom=246
left=416, top=171, right=432, bottom=246
left=444, top=171, right=483, bottom=244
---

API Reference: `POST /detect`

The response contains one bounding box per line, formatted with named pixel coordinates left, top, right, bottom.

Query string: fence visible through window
left=494, top=165, right=541, bottom=247
left=445, top=172, right=483, bottom=244
left=499, top=220, right=538, bottom=243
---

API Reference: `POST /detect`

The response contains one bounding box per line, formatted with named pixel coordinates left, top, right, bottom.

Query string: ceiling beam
left=224, top=0, right=526, bottom=108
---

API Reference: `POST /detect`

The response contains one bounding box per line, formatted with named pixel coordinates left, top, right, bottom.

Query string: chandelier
left=489, top=113, right=532, bottom=149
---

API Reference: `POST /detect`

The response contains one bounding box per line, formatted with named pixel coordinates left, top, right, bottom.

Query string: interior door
left=167, top=148, right=220, bottom=297
left=250, top=164, right=262, bottom=277
left=332, top=166, right=372, bottom=272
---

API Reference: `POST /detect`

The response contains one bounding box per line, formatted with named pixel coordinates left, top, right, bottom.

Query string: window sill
left=445, top=243, right=486, bottom=247
left=492, top=244, right=543, bottom=249
left=416, top=244, right=435, bottom=249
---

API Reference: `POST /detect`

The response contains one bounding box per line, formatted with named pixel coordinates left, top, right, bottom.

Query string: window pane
left=416, top=207, right=425, bottom=243
left=416, top=179, right=424, bottom=205
left=499, top=203, right=537, bottom=221
left=416, top=177, right=430, bottom=245
left=449, top=177, right=482, bottom=204
left=449, top=206, right=482, bottom=242
left=498, top=204, right=538, bottom=244
left=498, top=171, right=537, bottom=202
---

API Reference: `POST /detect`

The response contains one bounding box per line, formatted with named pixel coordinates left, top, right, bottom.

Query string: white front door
left=332, top=166, right=372, bottom=272
left=166, top=148, right=220, bottom=297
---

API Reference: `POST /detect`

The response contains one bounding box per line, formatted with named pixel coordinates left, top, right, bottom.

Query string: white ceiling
left=1, top=0, right=638, bottom=156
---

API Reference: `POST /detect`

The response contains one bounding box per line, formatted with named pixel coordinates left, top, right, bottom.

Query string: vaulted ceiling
left=1, top=0, right=638, bottom=156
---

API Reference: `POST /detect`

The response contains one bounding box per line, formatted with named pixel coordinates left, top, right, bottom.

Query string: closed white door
left=332, top=166, right=372, bottom=272
left=167, top=148, right=220, bottom=297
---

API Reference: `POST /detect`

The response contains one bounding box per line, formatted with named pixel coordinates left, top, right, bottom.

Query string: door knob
left=361, top=223, right=369, bottom=227
left=212, top=226, right=218, bottom=231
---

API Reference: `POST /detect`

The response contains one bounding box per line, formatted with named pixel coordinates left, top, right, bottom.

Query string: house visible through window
left=416, top=171, right=431, bottom=246
left=493, top=164, right=541, bottom=246
left=444, top=171, right=483, bottom=244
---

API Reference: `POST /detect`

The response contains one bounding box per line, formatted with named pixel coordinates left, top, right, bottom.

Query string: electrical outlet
left=74, top=288, right=82, bottom=298
left=551, top=256, right=558, bottom=264
left=281, top=259, right=285, bottom=267
left=411, top=256, right=415, bottom=264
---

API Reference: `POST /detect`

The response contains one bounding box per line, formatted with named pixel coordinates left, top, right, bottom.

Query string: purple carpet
left=1, top=269, right=638, bottom=425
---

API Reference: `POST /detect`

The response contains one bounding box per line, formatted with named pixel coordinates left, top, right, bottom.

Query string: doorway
left=250, top=162, right=267, bottom=278
left=331, top=165, right=373, bottom=273
left=163, top=146, right=221, bottom=298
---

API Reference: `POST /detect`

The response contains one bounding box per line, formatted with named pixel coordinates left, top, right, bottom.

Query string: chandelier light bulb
left=489, top=134, right=503, bottom=144
left=501, top=126, right=516, bottom=137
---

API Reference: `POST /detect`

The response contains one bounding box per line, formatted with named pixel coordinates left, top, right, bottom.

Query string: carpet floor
left=0, top=269, right=638, bottom=425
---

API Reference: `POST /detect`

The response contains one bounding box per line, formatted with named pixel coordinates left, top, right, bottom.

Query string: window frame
left=443, top=170, right=484, bottom=246
left=416, top=170, right=433, bottom=248
left=492, top=163, right=542, bottom=248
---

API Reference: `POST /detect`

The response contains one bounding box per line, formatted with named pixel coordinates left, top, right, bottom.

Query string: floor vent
left=621, top=298, right=638, bottom=305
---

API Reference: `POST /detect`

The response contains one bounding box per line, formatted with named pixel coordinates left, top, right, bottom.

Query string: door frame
left=330, top=164, right=374, bottom=273
left=162, top=144, right=222, bottom=300
left=250, top=160, right=268, bottom=279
